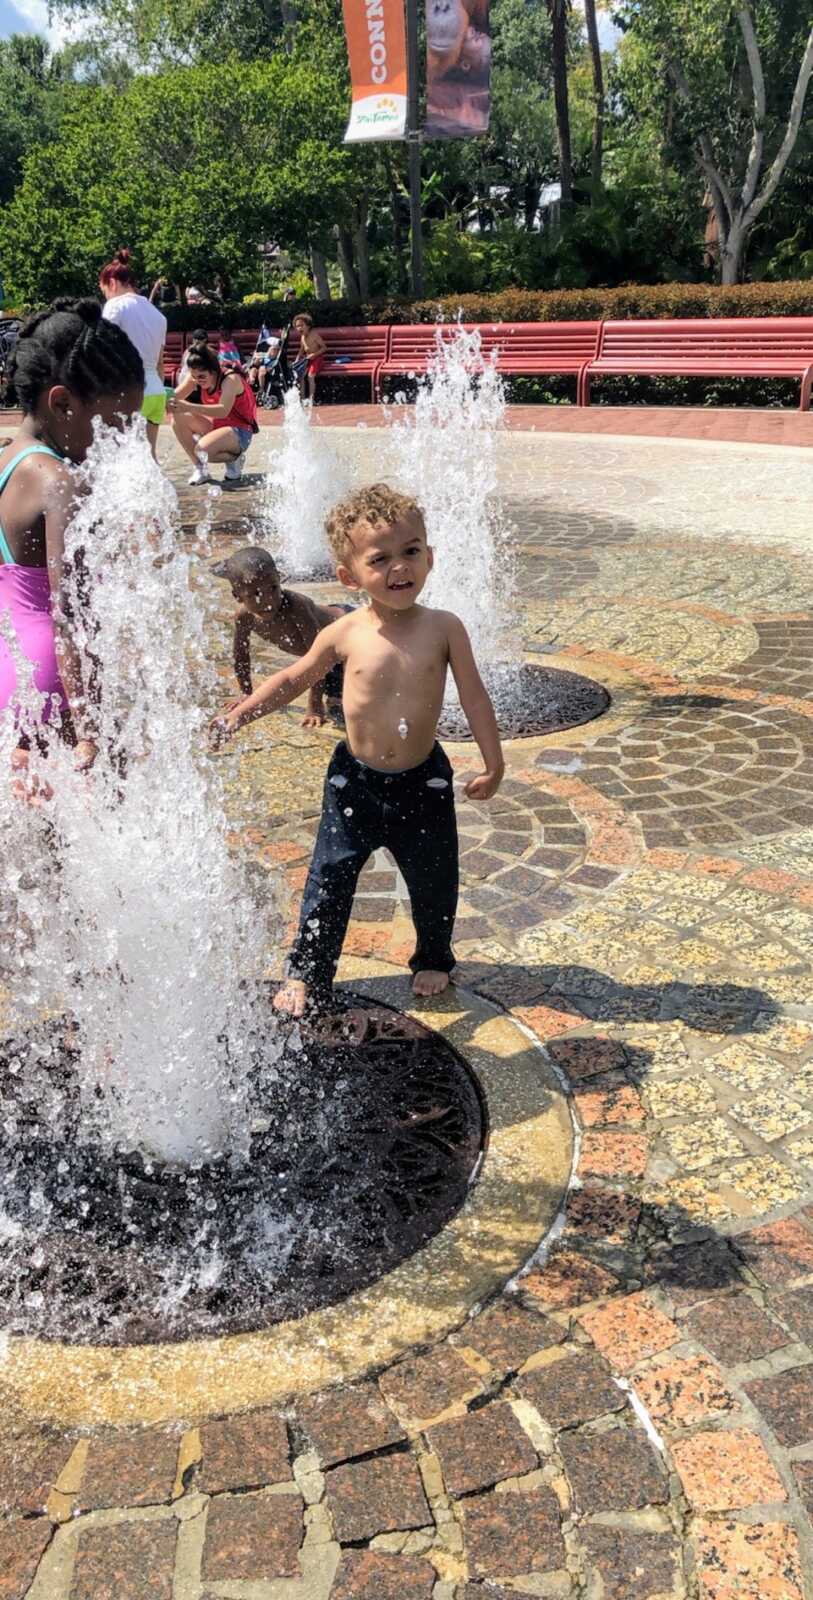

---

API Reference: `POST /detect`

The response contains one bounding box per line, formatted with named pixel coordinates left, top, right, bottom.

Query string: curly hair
left=325, top=482, right=425, bottom=565
left=9, top=297, right=145, bottom=414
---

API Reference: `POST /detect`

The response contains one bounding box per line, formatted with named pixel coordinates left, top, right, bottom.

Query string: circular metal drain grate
left=0, top=1004, right=485, bottom=1345
left=438, top=663, right=610, bottom=742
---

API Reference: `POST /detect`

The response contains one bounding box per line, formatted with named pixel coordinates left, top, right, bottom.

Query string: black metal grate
left=0, top=1003, right=485, bottom=1345
left=438, top=663, right=610, bottom=742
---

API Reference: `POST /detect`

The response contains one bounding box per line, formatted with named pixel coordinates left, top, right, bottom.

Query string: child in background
left=211, top=484, right=503, bottom=1017
left=0, top=298, right=144, bottom=777
left=292, top=314, right=327, bottom=405
left=212, top=546, right=350, bottom=726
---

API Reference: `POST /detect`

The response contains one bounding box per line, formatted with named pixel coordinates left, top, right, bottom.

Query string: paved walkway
left=5, top=424, right=813, bottom=1597
left=2, top=401, right=812, bottom=446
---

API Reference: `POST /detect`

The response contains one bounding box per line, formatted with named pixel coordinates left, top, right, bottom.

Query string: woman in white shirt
left=99, top=249, right=167, bottom=459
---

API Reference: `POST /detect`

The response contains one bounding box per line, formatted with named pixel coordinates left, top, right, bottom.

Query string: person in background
left=292, top=313, right=326, bottom=405
left=176, top=328, right=209, bottom=389
left=99, top=249, right=167, bottom=460
left=212, top=546, right=349, bottom=726
left=169, top=343, right=256, bottom=488
left=1, top=298, right=145, bottom=780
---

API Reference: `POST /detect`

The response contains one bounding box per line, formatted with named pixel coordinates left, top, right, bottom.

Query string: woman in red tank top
left=169, top=343, right=257, bottom=488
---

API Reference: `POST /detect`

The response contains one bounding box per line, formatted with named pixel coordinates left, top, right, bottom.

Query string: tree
left=0, top=36, right=64, bottom=206
left=583, top=0, right=605, bottom=191
left=547, top=0, right=574, bottom=202
left=614, top=0, right=813, bottom=282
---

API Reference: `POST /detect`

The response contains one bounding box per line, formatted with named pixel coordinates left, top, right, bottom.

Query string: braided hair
left=8, top=297, right=145, bottom=414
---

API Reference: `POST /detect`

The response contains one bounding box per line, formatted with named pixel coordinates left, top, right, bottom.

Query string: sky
left=1, top=0, right=623, bottom=48
left=0, top=0, right=72, bottom=42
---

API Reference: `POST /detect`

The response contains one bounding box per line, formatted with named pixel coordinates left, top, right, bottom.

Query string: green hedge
left=164, top=279, right=813, bottom=332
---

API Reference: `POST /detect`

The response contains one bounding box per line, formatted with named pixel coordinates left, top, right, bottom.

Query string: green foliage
left=158, top=278, right=813, bottom=332
left=1, top=0, right=811, bottom=309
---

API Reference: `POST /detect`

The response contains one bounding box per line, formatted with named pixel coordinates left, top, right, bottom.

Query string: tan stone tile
left=660, top=1118, right=745, bottom=1172
left=730, top=1092, right=813, bottom=1143
left=751, top=1015, right=813, bottom=1054
left=785, top=1133, right=813, bottom=1167
left=721, top=1156, right=806, bottom=1208
left=705, top=918, right=759, bottom=951
left=709, top=1043, right=787, bottom=1092
left=644, top=1077, right=717, bottom=1120
left=741, top=942, right=802, bottom=974
left=643, top=1175, right=735, bottom=1225
left=675, top=941, right=728, bottom=972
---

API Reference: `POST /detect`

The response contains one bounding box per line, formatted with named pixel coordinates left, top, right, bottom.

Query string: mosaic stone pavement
left=6, top=425, right=813, bottom=1597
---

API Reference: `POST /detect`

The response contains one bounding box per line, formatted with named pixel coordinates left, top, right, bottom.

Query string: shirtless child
left=212, top=545, right=348, bottom=726
left=292, top=314, right=327, bottom=404
left=211, top=484, right=504, bottom=1016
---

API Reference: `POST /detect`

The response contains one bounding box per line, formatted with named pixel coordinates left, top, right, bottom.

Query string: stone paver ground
left=4, top=420, right=813, bottom=1597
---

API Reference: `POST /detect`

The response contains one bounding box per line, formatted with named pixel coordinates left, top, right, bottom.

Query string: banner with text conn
left=425, top=0, right=491, bottom=138
left=342, top=0, right=407, bottom=142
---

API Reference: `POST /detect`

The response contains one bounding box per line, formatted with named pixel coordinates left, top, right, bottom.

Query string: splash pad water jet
left=0, top=420, right=484, bottom=1344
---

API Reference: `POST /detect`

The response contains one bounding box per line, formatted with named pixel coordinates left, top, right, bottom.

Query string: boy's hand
left=209, top=709, right=240, bottom=750
left=465, top=768, right=503, bottom=801
left=302, top=690, right=326, bottom=728
left=74, top=738, right=99, bottom=773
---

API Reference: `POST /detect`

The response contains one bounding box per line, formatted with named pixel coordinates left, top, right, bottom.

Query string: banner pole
left=405, top=0, right=424, bottom=297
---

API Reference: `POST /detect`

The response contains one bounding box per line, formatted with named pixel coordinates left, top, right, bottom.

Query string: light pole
left=405, top=0, right=424, bottom=296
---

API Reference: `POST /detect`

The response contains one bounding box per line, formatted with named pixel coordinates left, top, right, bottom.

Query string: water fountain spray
left=392, top=326, right=517, bottom=668
left=262, top=388, right=350, bottom=577
left=2, top=420, right=281, bottom=1165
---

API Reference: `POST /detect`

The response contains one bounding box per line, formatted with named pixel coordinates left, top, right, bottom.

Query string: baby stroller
left=254, top=322, right=295, bottom=410
left=0, top=319, right=21, bottom=407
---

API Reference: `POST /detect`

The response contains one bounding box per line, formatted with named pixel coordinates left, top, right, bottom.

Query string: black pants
left=288, top=741, right=458, bottom=1001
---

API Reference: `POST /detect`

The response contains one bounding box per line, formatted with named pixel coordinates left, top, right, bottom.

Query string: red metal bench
left=163, top=332, right=185, bottom=385
left=376, top=321, right=602, bottom=398
left=312, top=326, right=390, bottom=400
left=580, top=317, right=813, bottom=410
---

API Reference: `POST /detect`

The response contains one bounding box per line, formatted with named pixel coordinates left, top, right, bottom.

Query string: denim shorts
left=231, top=426, right=253, bottom=454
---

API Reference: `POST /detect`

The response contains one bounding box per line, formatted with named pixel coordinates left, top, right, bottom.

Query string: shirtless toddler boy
left=292, top=314, right=327, bottom=404
left=211, top=484, right=504, bottom=1015
left=212, top=545, right=347, bottom=726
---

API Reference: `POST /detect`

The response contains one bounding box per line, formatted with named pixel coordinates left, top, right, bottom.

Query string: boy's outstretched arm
left=447, top=615, right=504, bottom=800
left=233, top=611, right=254, bottom=697
left=210, top=626, right=341, bottom=747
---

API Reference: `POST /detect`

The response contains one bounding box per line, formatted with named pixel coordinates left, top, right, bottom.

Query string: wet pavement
left=5, top=420, right=813, bottom=1597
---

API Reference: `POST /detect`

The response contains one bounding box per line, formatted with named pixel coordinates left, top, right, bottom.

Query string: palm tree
left=547, top=0, right=573, bottom=203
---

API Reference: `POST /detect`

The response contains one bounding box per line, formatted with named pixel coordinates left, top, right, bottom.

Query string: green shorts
left=141, top=394, right=167, bottom=425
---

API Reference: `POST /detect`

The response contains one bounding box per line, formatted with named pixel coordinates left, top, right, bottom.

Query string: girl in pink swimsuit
left=0, top=297, right=145, bottom=774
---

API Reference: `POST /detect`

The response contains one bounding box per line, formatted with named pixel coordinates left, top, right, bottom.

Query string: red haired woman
left=99, top=249, right=167, bottom=459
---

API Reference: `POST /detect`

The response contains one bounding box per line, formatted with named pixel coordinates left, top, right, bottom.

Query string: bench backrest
left=386, top=321, right=601, bottom=366
left=317, top=325, right=390, bottom=360
left=599, top=317, right=813, bottom=363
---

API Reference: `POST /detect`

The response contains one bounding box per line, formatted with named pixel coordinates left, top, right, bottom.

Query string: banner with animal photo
left=341, top=0, right=408, bottom=141
left=425, top=0, right=491, bottom=138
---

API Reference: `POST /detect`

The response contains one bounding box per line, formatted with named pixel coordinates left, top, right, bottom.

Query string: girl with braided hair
left=0, top=297, right=144, bottom=777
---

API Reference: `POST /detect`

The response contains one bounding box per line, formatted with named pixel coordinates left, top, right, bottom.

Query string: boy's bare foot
left=412, top=970, right=451, bottom=998
left=273, top=979, right=308, bottom=1017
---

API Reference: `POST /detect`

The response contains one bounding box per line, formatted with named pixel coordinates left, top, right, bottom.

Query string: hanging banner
left=425, top=0, right=491, bottom=138
left=342, top=0, right=408, bottom=142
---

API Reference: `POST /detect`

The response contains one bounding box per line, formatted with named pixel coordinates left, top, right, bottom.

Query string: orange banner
left=426, top=0, right=491, bottom=138
left=342, top=0, right=408, bottom=142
